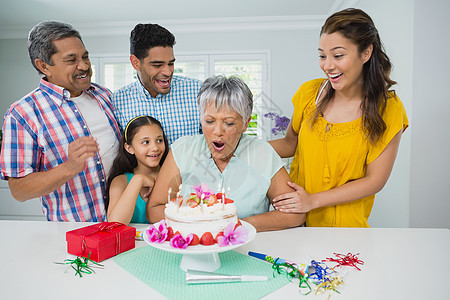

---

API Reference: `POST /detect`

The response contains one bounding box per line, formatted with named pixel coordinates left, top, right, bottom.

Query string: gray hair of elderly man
left=197, top=75, right=253, bottom=128
left=27, top=21, right=83, bottom=75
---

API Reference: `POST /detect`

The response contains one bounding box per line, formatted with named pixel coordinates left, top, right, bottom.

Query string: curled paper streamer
left=269, top=253, right=363, bottom=298
left=308, top=260, right=335, bottom=283
left=271, top=261, right=312, bottom=295
left=323, top=252, right=364, bottom=271
left=308, top=260, right=344, bottom=298
left=315, top=276, right=344, bottom=296
left=54, top=253, right=104, bottom=277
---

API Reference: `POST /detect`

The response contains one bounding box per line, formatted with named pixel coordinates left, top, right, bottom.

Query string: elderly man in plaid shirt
left=113, top=23, right=202, bottom=145
left=0, top=21, right=121, bottom=222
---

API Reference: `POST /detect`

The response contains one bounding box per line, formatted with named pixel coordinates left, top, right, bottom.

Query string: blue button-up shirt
left=113, top=75, right=202, bottom=145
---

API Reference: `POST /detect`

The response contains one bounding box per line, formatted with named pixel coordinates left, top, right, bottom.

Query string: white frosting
left=164, top=201, right=238, bottom=237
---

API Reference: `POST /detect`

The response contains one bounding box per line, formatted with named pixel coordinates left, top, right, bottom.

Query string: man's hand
left=65, top=136, right=99, bottom=175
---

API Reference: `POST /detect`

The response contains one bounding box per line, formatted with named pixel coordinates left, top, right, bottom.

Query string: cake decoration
left=216, top=222, right=248, bottom=247
left=169, top=233, right=193, bottom=249
left=146, top=220, right=168, bottom=243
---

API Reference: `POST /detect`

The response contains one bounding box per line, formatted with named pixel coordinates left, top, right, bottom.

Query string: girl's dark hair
left=105, top=115, right=169, bottom=209
left=314, top=8, right=396, bottom=143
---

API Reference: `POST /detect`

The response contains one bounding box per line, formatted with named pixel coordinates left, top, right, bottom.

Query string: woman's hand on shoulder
left=272, top=181, right=316, bottom=213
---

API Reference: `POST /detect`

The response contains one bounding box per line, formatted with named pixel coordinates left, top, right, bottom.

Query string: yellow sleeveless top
left=289, top=79, right=408, bottom=227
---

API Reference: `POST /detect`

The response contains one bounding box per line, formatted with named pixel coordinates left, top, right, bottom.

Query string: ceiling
left=0, top=0, right=359, bottom=39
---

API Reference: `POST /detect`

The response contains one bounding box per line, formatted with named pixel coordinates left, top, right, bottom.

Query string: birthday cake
left=166, top=193, right=237, bottom=235
left=146, top=184, right=247, bottom=248
left=166, top=184, right=244, bottom=246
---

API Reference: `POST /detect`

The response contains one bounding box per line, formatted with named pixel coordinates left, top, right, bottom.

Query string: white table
left=1, top=221, right=448, bottom=300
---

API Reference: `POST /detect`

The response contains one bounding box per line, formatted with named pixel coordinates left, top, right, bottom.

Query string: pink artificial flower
left=193, top=183, right=213, bottom=199
left=217, top=222, right=248, bottom=247
left=146, top=220, right=168, bottom=243
left=170, top=234, right=193, bottom=249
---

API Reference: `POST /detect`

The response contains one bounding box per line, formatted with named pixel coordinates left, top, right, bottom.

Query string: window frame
left=90, top=50, right=271, bottom=139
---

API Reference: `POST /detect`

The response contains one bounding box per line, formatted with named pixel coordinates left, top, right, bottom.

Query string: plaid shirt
left=0, top=78, right=121, bottom=222
left=112, top=75, right=202, bottom=145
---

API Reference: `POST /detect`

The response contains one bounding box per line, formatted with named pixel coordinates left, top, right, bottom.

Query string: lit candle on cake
left=167, top=187, right=172, bottom=204
left=201, top=193, right=205, bottom=214
left=176, top=184, right=182, bottom=212
left=221, top=187, right=225, bottom=209
left=176, top=184, right=182, bottom=202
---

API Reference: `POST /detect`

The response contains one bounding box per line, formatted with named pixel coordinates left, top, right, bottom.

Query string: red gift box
left=66, top=222, right=136, bottom=262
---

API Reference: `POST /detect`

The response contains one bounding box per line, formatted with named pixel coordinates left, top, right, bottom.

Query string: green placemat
left=114, top=246, right=289, bottom=300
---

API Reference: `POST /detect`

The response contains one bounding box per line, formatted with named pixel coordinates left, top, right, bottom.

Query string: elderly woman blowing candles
left=147, top=75, right=305, bottom=231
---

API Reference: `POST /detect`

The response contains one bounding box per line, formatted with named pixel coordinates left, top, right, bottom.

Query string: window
left=173, top=55, right=207, bottom=81
left=212, top=55, right=266, bottom=137
left=91, top=52, right=269, bottom=138
left=90, top=57, right=137, bottom=92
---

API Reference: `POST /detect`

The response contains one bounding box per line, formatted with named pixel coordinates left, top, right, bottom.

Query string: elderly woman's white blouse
left=171, top=134, right=285, bottom=219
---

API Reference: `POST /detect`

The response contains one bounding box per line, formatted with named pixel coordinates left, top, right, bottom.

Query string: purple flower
left=264, top=112, right=277, bottom=119
left=217, top=222, right=248, bottom=247
left=193, top=183, right=214, bottom=199
left=170, top=234, right=193, bottom=249
left=275, top=116, right=290, bottom=132
left=264, top=112, right=290, bottom=136
left=146, top=220, right=168, bottom=243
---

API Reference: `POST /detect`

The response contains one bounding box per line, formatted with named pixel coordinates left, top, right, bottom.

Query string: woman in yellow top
left=270, top=8, right=408, bottom=227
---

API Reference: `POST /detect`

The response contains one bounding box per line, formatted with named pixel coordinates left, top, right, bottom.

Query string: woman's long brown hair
left=313, top=8, right=396, bottom=144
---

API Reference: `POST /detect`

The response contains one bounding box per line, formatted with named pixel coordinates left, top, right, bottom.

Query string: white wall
left=409, top=0, right=450, bottom=228
left=357, top=0, right=414, bottom=227
left=0, top=0, right=448, bottom=228
left=0, top=39, right=41, bottom=119
left=0, top=181, right=45, bottom=220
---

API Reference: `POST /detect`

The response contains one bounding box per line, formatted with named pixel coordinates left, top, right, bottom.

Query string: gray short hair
left=27, top=21, right=83, bottom=75
left=197, top=75, right=253, bottom=124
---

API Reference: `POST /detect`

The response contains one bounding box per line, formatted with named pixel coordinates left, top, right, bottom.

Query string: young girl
left=106, top=115, right=169, bottom=224
left=270, top=8, right=408, bottom=227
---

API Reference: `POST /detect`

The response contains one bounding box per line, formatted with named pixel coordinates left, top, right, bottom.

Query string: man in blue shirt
left=113, top=23, right=202, bottom=145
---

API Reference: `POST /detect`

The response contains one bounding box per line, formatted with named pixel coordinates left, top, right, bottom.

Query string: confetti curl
left=323, top=252, right=364, bottom=271
left=271, top=259, right=312, bottom=295
left=55, top=253, right=104, bottom=277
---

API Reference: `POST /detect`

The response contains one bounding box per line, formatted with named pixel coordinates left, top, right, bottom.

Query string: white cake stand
left=144, top=221, right=256, bottom=272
